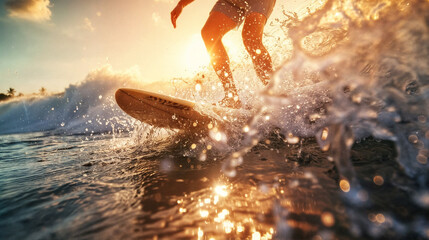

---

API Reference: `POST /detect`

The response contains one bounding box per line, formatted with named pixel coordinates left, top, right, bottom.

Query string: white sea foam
left=0, top=65, right=144, bottom=135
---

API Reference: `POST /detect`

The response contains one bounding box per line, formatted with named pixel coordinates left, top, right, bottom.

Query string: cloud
left=5, top=0, right=52, bottom=22
left=152, top=12, right=161, bottom=25
left=83, top=17, right=95, bottom=32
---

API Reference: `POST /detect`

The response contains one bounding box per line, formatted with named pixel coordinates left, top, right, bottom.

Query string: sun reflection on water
left=173, top=181, right=279, bottom=239
left=214, top=185, right=228, bottom=197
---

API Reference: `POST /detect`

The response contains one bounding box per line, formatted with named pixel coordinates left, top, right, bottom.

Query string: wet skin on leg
left=201, top=11, right=240, bottom=100
left=242, top=12, right=273, bottom=85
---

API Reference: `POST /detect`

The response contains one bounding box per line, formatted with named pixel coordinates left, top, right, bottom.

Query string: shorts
left=211, top=0, right=276, bottom=26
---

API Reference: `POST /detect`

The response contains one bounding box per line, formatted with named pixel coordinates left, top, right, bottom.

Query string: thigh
left=211, top=0, right=246, bottom=26
left=242, top=12, right=267, bottom=39
left=203, top=11, right=238, bottom=38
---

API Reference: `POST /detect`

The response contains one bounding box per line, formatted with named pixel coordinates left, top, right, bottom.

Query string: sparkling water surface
left=1, top=131, right=426, bottom=239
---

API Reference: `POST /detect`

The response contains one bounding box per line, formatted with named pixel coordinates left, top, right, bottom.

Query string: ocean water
left=1, top=0, right=429, bottom=239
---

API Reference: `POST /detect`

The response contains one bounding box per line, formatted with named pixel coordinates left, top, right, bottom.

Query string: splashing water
left=223, top=0, right=429, bottom=183
left=216, top=0, right=429, bottom=238
left=1, top=0, right=429, bottom=239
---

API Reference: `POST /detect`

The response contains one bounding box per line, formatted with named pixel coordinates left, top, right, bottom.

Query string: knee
left=242, top=32, right=262, bottom=55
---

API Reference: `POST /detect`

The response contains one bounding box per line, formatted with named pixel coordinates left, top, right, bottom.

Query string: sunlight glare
left=183, top=34, right=210, bottom=73
left=214, top=185, right=228, bottom=197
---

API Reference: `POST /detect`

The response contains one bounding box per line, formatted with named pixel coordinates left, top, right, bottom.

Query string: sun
left=182, top=34, right=210, bottom=74
left=181, top=33, right=243, bottom=76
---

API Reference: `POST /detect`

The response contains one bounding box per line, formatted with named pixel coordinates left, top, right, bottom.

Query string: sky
left=0, top=0, right=312, bottom=94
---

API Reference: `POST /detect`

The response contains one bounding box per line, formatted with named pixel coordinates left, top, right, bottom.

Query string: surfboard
left=115, top=88, right=216, bottom=130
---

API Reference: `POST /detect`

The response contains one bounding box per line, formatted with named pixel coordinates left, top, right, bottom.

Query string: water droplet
left=413, top=191, right=429, bottom=208
left=215, top=133, right=222, bottom=141
left=373, top=175, right=384, bottom=185
left=199, top=210, right=209, bottom=218
left=243, top=125, right=250, bottom=133
left=321, top=212, right=335, bottom=227
left=199, top=153, right=206, bottom=161
left=230, top=156, right=243, bottom=167
left=321, top=128, right=329, bottom=140
left=387, top=106, right=396, bottom=112
left=223, top=220, right=234, bottom=233
left=286, top=133, right=300, bottom=144
left=346, top=137, right=354, bottom=147
left=210, top=130, right=226, bottom=142
left=309, top=113, right=321, bottom=122
left=408, top=134, right=418, bottom=143
left=252, top=231, right=261, bottom=240
left=223, top=166, right=236, bottom=177
left=418, top=115, right=427, bottom=123
left=339, top=179, right=350, bottom=192
left=352, top=94, right=362, bottom=103
left=289, top=180, right=299, bottom=188
left=375, top=213, right=385, bottom=223
left=160, top=158, right=174, bottom=172
left=394, top=116, right=401, bottom=122
left=417, top=154, right=428, bottom=165
left=237, top=224, right=245, bottom=233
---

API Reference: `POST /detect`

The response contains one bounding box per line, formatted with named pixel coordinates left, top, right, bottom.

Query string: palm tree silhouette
left=7, top=88, right=16, bottom=97
left=39, top=87, right=46, bottom=95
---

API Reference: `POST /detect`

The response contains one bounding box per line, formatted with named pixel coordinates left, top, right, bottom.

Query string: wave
left=0, top=66, right=144, bottom=135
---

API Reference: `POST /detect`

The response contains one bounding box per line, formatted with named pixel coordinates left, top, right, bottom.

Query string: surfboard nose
left=115, top=88, right=125, bottom=101
left=115, top=88, right=132, bottom=110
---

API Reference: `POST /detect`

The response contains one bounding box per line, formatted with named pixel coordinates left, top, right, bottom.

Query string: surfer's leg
left=201, top=11, right=239, bottom=99
left=242, top=12, right=273, bottom=85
